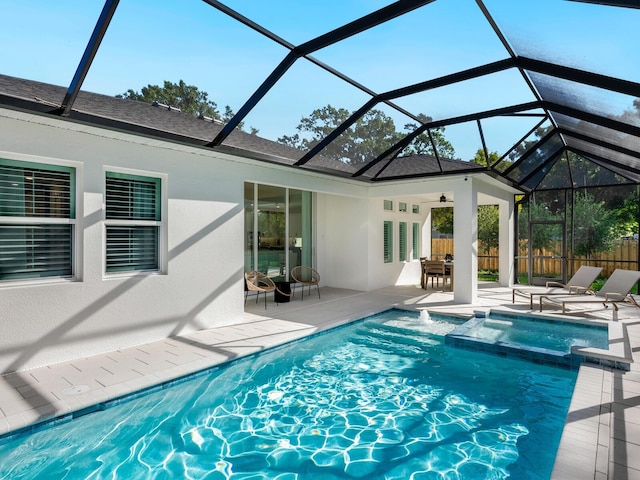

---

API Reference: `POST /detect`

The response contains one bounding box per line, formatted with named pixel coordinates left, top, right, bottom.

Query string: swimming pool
left=0, top=309, right=576, bottom=479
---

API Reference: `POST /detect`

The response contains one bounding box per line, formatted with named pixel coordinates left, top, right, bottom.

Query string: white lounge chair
left=539, top=269, right=640, bottom=313
left=512, top=266, right=602, bottom=308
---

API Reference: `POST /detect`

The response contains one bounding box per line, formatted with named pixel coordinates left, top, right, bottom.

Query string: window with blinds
left=105, top=172, right=161, bottom=273
left=383, top=221, right=393, bottom=263
left=0, top=159, right=75, bottom=281
left=399, top=222, right=407, bottom=261
left=412, top=222, right=420, bottom=260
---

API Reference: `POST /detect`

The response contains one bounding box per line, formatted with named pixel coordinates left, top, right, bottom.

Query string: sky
left=0, top=0, right=637, bottom=162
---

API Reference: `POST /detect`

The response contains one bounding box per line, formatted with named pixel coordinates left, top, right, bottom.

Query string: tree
left=478, top=205, right=499, bottom=255
left=518, top=198, right=562, bottom=253
left=472, top=148, right=499, bottom=167
left=402, top=114, right=456, bottom=159
left=572, top=191, right=617, bottom=260
left=278, top=106, right=456, bottom=164
left=118, top=80, right=220, bottom=118
left=278, top=105, right=399, bottom=164
left=509, top=125, right=554, bottom=162
left=118, top=80, right=256, bottom=133
left=431, top=207, right=453, bottom=236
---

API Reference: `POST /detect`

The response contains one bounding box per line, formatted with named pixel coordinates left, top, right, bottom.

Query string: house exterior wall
left=0, top=110, right=429, bottom=372
left=0, top=109, right=517, bottom=373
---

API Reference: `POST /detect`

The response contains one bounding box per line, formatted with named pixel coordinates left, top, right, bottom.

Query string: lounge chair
left=512, top=265, right=602, bottom=308
left=539, top=269, right=640, bottom=313
left=290, top=266, right=320, bottom=300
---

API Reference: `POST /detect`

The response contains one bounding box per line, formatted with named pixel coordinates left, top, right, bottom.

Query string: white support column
left=422, top=207, right=433, bottom=260
left=453, top=180, right=478, bottom=303
left=499, top=198, right=515, bottom=286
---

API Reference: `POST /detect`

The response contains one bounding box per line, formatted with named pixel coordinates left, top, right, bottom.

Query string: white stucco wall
left=0, top=109, right=519, bottom=372
left=0, top=110, right=416, bottom=372
left=0, top=114, right=249, bottom=372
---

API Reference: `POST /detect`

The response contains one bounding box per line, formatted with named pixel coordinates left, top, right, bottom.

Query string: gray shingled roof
left=0, top=73, right=474, bottom=181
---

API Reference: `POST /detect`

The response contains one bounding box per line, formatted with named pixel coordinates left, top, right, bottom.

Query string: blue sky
left=1, top=0, right=637, bottom=161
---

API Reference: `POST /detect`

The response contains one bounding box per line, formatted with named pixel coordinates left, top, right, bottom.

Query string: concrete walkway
left=1, top=283, right=639, bottom=479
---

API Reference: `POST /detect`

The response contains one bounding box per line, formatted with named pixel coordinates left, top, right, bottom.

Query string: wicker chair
left=290, top=266, right=320, bottom=300
left=245, top=270, right=277, bottom=309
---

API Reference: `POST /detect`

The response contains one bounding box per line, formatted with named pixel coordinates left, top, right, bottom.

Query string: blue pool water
left=461, top=313, right=608, bottom=352
left=0, top=310, right=577, bottom=479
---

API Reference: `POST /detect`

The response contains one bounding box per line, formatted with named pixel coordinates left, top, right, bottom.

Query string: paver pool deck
left=1, top=283, right=639, bottom=479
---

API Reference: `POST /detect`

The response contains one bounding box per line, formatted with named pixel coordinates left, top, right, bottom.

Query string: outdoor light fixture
left=440, top=194, right=447, bottom=203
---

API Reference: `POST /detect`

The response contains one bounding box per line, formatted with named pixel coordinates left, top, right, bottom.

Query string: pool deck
left=1, top=282, right=639, bottom=479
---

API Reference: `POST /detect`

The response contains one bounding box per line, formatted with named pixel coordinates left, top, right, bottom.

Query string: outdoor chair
left=419, top=257, right=429, bottom=288
left=539, top=269, right=640, bottom=313
left=512, top=265, right=603, bottom=308
left=425, top=260, right=451, bottom=291
left=290, top=266, right=320, bottom=300
left=245, top=270, right=291, bottom=309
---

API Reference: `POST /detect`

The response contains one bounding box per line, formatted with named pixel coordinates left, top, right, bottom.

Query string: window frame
left=0, top=154, right=82, bottom=284
left=399, top=221, right=407, bottom=262
left=412, top=222, right=420, bottom=260
left=104, top=167, right=167, bottom=276
left=383, top=220, right=393, bottom=263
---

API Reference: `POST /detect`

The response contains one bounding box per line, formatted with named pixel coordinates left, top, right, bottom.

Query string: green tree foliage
left=402, top=114, right=456, bottom=159
left=518, top=198, right=562, bottom=253
left=118, top=80, right=220, bottom=118
left=572, top=191, right=617, bottom=260
left=118, top=80, right=256, bottom=133
left=610, top=191, right=639, bottom=238
left=478, top=205, right=499, bottom=255
left=472, top=148, right=500, bottom=167
left=278, top=106, right=455, bottom=164
left=509, top=125, right=554, bottom=162
left=431, top=207, right=453, bottom=236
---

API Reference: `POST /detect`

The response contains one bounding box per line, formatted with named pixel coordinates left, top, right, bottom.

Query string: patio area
left=1, top=282, right=639, bottom=479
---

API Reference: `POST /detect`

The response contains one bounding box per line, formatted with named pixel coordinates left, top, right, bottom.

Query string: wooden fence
left=431, top=238, right=638, bottom=276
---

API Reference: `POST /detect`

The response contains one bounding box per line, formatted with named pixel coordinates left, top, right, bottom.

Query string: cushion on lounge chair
left=539, top=269, right=640, bottom=313
left=512, top=266, right=602, bottom=308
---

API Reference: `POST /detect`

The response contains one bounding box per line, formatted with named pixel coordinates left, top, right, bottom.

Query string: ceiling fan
left=439, top=194, right=454, bottom=203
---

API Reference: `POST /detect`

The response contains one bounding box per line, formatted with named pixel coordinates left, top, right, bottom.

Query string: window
left=412, top=222, right=420, bottom=260
left=0, top=159, right=75, bottom=281
left=412, top=204, right=420, bottom=214
left=399, top=222, right=407, bottom=261
left=399, top=202, right=407, bottom=213
left=383, top=221, right=393, bottom=263
left=105, top=171, right=162, bottom=273
left=383, top=200, right=393, bottom=211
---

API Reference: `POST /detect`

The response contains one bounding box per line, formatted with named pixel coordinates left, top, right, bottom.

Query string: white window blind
left=0, top=160, right=75, bottom=281
left=399, top=222, right=407, bottom=261
left=383, top=221, right=393, bottom=263
left=105, top=172, right=160, bottom=273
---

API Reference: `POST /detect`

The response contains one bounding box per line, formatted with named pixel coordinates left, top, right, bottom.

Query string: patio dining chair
left=425, top=260, right=451, bottom=291
left=290, top=266, right=320, bottom=300
left=539, top=269, right=640, bottom=313
left=512, top=265, right=602, bottom=308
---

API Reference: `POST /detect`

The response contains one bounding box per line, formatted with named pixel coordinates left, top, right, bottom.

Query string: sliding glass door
left=244, top=183, right=313, bottom=280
